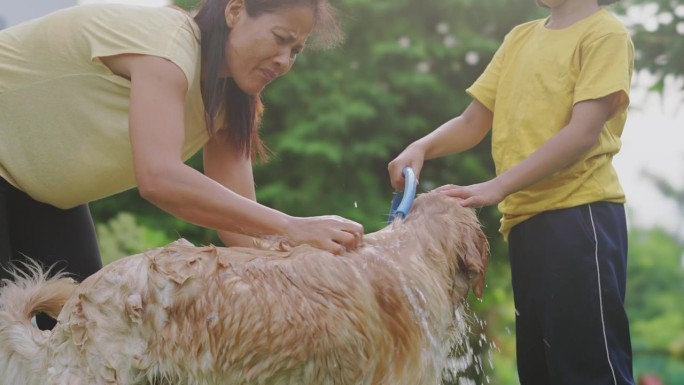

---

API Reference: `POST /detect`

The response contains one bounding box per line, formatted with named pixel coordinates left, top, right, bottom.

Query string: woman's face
left=223, top=1, right=315, bottom=95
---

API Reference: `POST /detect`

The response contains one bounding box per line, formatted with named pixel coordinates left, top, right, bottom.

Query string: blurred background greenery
left=86, top=0, right=684, bottom=383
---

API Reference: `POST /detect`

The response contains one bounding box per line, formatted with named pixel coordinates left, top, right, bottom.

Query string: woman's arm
left=202, top=134, right=260, bottom=247
left=102, top=54, right=363, bottom=253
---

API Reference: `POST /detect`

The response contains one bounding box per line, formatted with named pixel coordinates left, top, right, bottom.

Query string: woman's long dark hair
left=193, top=0, right=342, bottom=160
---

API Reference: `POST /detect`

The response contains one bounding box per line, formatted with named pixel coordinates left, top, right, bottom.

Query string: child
left=388, top=0, right=635, bottom=383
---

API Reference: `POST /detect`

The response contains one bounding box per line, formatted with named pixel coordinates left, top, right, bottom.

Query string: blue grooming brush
left=387, top=167, right=417, bottom=224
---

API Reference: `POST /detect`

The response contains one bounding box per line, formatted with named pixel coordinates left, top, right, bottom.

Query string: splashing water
left=441, top=303, right=499, bottom=385
left=358, top=242, right=496, bottom=385
left=367, top=246, right=443, bottom=359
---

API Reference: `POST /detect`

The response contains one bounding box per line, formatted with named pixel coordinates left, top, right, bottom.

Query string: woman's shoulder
left=53, top=4, right=200, bottom=42
left=157, top=5, right=202, bottom=41
left=67, top=4, right=202, bottom=82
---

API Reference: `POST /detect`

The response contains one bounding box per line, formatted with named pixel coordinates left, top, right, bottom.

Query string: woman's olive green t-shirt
left=0, top=4, right=208, bottom=209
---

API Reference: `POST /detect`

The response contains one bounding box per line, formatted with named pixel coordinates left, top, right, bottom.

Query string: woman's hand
left=203, top=131, right=363, bottom=254
left=283, top=215, right=364, bottom=255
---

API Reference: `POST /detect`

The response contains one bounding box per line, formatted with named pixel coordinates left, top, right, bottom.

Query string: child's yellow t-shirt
left=466, top=8, right=634, bottom=239
left=0, top=4, right=208, bottom=209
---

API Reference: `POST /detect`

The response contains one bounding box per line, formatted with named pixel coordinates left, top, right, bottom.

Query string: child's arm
left=437, top=93, right=619, bottom=207
left=388, top=99, right=493, bottom=190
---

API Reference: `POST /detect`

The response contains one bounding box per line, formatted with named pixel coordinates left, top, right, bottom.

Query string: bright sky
left=614, top=72, right=684, bottom=237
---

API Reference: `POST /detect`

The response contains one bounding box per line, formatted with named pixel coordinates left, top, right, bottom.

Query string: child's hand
left=387, top=144, right=425, bottom=191
left=433, top=179, right=506, bottom=208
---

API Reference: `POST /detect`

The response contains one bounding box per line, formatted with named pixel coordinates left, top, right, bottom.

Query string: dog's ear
left=460, top=222, right=489, bottom=299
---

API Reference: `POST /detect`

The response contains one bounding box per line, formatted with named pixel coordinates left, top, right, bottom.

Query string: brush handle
left=387, top=167, right=417, bottom=224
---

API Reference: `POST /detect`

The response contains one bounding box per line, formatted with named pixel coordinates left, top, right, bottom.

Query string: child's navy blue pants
left=508, top=202, right=634, bottom=385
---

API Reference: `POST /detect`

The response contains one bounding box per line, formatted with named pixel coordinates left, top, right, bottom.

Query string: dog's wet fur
left=0, top=192, right=488, bottom=385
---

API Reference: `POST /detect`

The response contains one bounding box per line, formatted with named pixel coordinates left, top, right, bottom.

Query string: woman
left=0, top=0, right=363, bottom=328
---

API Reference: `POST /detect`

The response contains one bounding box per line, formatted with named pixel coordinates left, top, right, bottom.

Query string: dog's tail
left=0, top=260, right=77, bottom=371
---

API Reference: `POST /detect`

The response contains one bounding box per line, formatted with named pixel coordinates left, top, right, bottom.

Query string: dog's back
left=46, top=243, right=435, bottom=384
left=5, top=192, right=488, bottom=385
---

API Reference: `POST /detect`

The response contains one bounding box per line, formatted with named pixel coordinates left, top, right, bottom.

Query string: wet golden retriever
left=0, top=192, right=488, bottom=385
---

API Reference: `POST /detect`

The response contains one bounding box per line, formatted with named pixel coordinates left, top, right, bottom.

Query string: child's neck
left=545, top=1, right=601, bottom=29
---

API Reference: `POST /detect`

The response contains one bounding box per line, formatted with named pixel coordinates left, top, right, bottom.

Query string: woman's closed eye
left=274, top=33, right=303, bottom=59
left=290, top=46, right=302, bottom=58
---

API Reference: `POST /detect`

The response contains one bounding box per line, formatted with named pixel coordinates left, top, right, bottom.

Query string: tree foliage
left=627, top=225, right=684, bottom=383
left=617, top=0, right=684, bottom=93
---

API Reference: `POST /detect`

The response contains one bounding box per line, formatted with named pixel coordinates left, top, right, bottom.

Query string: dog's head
left=398, top=192, right=489, bottom=299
